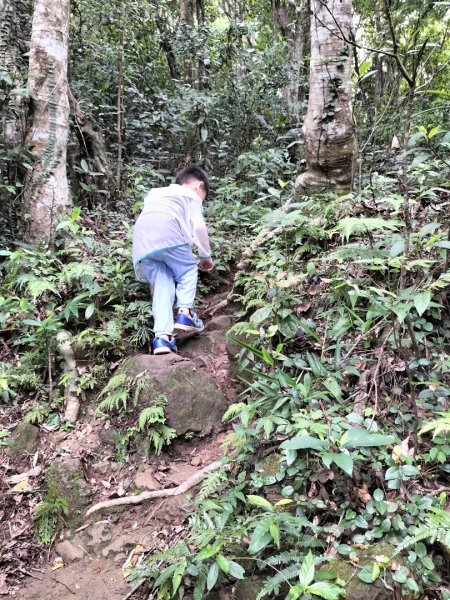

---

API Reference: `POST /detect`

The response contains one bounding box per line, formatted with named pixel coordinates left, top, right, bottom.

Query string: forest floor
left=1, top=281, right=237, bottom=599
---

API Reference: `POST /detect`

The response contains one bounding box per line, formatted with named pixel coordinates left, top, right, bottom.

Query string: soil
left=0, top=282, right=238, bottom=599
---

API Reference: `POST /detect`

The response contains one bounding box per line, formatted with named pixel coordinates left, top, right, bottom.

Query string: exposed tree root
left=86, top=458, right=226, bottom=518
left=56, top=330, right=80, bottom=423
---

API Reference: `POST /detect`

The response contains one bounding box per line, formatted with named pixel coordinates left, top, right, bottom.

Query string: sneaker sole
left=153, top=346, right=175, bottom=355
left=174, top=323, right=205, bottom=333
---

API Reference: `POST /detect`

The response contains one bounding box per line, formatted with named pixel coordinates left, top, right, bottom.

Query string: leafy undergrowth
left=135, top=162, right=450, bottom=599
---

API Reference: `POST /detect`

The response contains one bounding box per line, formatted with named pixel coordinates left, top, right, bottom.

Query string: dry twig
left=86, top=459, right=226, bottom=518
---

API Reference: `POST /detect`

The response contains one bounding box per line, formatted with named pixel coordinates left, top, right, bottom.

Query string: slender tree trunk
left=273, top=0, right=309, bottom=118
left=116, top=0, right=125, bottom=190
left=296, top=0, right=358, bottom=195
left=23, top=0, right=71, bottom=247
left=180, top=0, right=196, bottom=84
left=0, top=0, right=25, bottom=149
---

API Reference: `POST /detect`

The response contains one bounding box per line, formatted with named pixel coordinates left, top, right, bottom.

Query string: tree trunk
left=296, top=0, right=357, bottom=195
left=273, top=0, right=309, bottom=118
left=23, top=0, right=71, bottom=247
left=0, top=0, right=26, bottom=149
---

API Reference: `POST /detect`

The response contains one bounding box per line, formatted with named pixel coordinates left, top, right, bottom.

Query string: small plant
left=96, top=371, right=175, bottom=458
left=33, top=472, right=69, bottom=544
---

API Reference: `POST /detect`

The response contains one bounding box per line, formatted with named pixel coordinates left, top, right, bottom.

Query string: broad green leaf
left=340, top=428, right=395, bottom=448
left=172, top=561, right=186, bottom=596
left=280, top=436, right=329, bottom=451
left=216, top=554, right=229, bottom=574
left=357, top=564, right=375, bottom=583
left=200, top=126, right=208, bottom=142
left=23, top=319, right=43, bottom=327
left=247, top=495, right=273, bottom=511
left=248, top=519, right=272, bottom=554
left=414, top=291, right=431, bottom=316
left=194, top=544, right=220, bottom=562
left=321, top=452, right=333, bottom=468
left=228, top=560, right=245, bottom=579
left=269, top=520, right=280, bottom=548
left=332, top=452, right=353, bottom=476
left=207, top=562, right=219, bottom=591
left=299, top=551, right=315, bottom=587
left=250, top=305, right=272, bottom=325
left=307, top=581, right=345, bottom=600
left=428, top=125, right=440, bottom=139
left=323, top=377, right=342, bottom=399
left=85, top=303, right=95, bottom=319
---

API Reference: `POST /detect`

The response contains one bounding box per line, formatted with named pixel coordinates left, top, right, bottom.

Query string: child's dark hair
left=175, top=165, right=210, bottom=197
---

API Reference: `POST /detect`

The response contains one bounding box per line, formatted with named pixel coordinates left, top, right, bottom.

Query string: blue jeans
left=138, top=244, right=198, bottom=337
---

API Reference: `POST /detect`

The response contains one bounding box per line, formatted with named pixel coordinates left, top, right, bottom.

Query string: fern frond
left=147, top=542, right=190, bottom=566
left=196, top=469, right=228, bottom=501
left=419, top=412, right=450, bottom=438
left=27, top=277, right=60, bottom=300
left=61, top=262, right=96, bottom=284
left=323, top=243, right=388, bottom=263
left=395, top=507, right=450, bottom=554
left=138, top=406, right=165, bottom=428
left=98, top=372, right=128, bottom=397
left=222, top=402, right=247, bottom=422
left=193, top=572, right=206, bottom=600
left=265, top=551, right=300, bottom=566
left=146, top=425, right=176, bottom=456
left=256, top=563, right=301, bottom=599
left=133, top=373, right=151, bottom=407
left=329, top=217, right=403, bottom=242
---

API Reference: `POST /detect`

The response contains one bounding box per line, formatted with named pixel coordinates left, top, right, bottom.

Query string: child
left=132, top=166, right=214, bottom=355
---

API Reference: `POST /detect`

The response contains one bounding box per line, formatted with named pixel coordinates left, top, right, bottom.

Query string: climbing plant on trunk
left=296, top=0, right=358, bottom=194
left=23, top=0, right=71, bottom=247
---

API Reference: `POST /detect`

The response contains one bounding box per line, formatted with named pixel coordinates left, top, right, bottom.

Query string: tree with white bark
left=23, top=0, right=71, bottom=247
left=296, top=0, right=358, bottom=194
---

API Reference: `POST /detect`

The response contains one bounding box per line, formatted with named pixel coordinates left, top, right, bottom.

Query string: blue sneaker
left=152, top=336, right=177, bottom=355
left=174, top=310, right=204, bottom=333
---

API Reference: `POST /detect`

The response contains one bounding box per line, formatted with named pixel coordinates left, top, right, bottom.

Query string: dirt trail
left=4, top=284, right=237, bottom=600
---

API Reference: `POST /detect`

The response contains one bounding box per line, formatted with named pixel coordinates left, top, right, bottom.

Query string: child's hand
left=199, top=258, right=214, bottom=272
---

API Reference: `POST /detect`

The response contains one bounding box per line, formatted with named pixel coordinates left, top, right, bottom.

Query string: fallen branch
left=86, top=458, right=226, bottom=518
left=206, top=298, right=229, bottom=316
left=56, top=330, right=80, bottom=423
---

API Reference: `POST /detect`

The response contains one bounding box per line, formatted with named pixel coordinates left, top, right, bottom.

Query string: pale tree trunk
left=24, top=0, right=71, bottom=247
left=273, top=0, right=309, bottom=118
left=296, top=0, right=357, bottom=195
left=180, top=0, right=196, bottom=84
left=0, top=0, right=26, bottom=149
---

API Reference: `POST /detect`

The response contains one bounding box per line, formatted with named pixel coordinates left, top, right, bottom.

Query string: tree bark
left=273, top=0, right=309, bottom=118
left=296, top=0, right=358, bottom=195
left=0, top=0, right=27, bottom=149
left=23, top=0, right=71, bottom=247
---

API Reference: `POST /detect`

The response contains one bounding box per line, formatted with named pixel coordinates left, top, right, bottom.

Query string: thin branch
left=86, top=458, right=226, bottom=518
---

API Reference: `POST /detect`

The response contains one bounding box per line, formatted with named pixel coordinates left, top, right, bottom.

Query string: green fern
left=256, top=563, right=302, bottom=599
left=419, top=412, right=450, bottom=438
left=96, top=371, right=129, bottom=414
left=24, top=402, right=50, bottom=424
left=34, top=491, right=68, bottom=544
left=222, top=402, right=247, bottom=422
left=145, top=424, right=176, bottom=456
left=324, top=243, right=388, bottom=263
left=196, top=468, right=228, bottom=501
left=193, top=572, right=207, bottom=600
left=265, top=551, right=299, bottom=566
left=329, top=217, right=403, bottom=242
left=395, top=507, right=450, bottom=554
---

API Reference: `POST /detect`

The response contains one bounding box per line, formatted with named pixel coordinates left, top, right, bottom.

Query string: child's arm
left=191, top=201, right=213, bottom=269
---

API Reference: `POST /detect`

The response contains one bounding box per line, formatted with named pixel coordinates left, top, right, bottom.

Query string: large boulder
left=124, top=354, right=228, bottom=437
